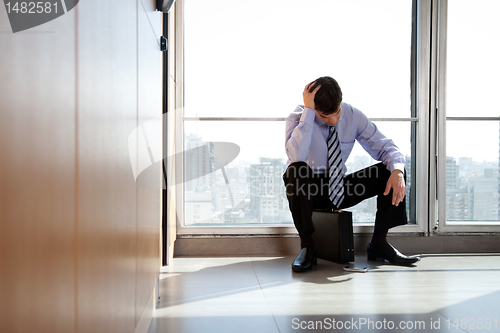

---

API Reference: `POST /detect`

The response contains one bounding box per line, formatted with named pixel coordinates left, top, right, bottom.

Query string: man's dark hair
left=309, top=76, right=342, bottom=114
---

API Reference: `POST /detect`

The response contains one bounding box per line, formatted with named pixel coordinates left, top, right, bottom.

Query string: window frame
left=174, top=0, right=430, bottom=236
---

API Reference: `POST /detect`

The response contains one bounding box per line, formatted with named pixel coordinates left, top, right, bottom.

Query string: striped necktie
left=328, top=126, right=344, bottom=207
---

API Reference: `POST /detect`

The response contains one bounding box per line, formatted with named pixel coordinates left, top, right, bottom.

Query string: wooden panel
left=77, top=0, right=138, bottom=332
left=0, top=8, right=76, bottom=333
left=136, top=0, right=162, bottom=326
left=1, top=1, right=162, bottom=332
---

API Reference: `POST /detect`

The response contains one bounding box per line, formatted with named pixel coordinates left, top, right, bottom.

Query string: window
left=437, top=0, right=500, bottom=231
left=177, top=0, right=427, bottom=232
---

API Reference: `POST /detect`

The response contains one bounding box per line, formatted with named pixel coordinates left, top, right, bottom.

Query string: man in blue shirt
left=284, top=76, right=419, bottom=272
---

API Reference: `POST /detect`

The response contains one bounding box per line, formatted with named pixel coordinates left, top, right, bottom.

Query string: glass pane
left=183, top=121, right=292, bottom=226
left=446, top=121, right=499, bottom=222
left=184, top=0, right=412, bottom=118
left=183, top=120, right=415, bottom=226
left=447, top=0, right=500, bottom=117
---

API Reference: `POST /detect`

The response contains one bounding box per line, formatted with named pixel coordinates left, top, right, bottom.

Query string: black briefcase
left=311, top=210, right=354, bottom=264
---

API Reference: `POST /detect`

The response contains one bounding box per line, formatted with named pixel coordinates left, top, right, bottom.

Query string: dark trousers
left=283, top=162, right=407, bottom=236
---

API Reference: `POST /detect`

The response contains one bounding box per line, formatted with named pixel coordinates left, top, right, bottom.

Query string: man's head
left=308, top=76, right=342, bottom=115
left=308, top=76, right=343, bottom=126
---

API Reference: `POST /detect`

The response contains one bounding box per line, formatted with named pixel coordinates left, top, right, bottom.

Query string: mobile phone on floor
left=343, top=266, right=368, bottom=273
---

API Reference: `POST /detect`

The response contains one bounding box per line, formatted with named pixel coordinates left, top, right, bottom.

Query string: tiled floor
left=149, top=254, right=500, bottom=333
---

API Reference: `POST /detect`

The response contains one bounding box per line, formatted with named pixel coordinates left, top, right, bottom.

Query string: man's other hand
left=384, top=170, right=405, bottom=206
left=303, top=82, right=321, bottom=110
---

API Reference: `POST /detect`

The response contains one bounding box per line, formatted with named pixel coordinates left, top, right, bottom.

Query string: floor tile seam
left=157, top=257, right=267, bottom=309
left=248, top=256, right=283, bottom=333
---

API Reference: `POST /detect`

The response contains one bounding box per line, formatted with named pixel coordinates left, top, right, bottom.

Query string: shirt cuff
left=389, top=163, right=405, bottom=174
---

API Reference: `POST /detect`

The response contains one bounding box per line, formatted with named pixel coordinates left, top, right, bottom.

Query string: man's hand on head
left=303, top=82, right=321, bottom=110
left=384, top=170, right=406, bottom=206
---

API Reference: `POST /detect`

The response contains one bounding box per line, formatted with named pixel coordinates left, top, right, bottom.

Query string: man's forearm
left=285, top=106, right=315, bottom=162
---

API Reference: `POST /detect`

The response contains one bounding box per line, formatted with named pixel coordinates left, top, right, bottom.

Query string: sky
left=446, top=0, right=500, bottom=162
left=183, top=0, right=500, bottom=165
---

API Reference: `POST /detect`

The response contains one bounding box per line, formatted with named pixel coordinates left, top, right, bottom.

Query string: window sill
left=173, top=233, right=500, bottom=256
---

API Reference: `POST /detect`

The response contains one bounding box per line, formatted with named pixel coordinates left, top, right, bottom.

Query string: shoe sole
left=368, top=253, right=419, bottom=265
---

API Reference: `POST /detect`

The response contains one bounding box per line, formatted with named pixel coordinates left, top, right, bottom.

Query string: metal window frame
left=435, top=0, right=500, bottom=233
left=175, top=0, right=430, bottom=236
left=414, top=0, right=432, bottom=236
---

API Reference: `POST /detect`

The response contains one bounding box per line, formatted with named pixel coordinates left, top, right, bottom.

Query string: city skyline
left=183, top=132, right=413, bottom=225
left=184, top=128, right=500, bottom=226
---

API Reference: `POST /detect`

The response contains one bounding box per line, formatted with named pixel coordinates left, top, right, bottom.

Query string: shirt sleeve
left=285, top=106, right=316, bottom=162
left=353, top=108, right=406, bottom=173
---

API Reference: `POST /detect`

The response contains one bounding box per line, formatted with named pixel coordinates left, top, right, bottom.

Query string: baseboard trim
left=134, top=285, right=156, bottom=333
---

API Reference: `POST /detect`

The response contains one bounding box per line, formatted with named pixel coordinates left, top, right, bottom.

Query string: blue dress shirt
left=285, top=102, right=405, bottom=174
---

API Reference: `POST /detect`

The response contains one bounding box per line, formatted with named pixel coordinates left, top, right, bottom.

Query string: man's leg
left=338, top=163, right=419, bottom=265
left=283, top=162, right=333, bottom=272
left=340, top=163, right=407, bottom=224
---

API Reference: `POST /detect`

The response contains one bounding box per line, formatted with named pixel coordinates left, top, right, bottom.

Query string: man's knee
left=375, top=163, right=407, bottom=182
left=283, top=162, right=324, bottom=200
left=283, top=161, right=312, bottom=182
left=362, top=163, right=392, bottom=184
left=374, top=163, right=407, bottom=194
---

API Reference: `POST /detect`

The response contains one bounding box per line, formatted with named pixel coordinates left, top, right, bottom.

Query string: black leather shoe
left=367, top=242, right=420, bottom=265
left=292, top=247, right=317, bottom=272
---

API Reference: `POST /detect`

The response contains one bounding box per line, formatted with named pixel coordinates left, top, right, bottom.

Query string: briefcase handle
left=313, top=208, right=344, bottom=213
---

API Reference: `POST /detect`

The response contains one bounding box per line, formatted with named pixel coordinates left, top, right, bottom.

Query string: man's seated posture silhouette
left=283, top=76, right=420, bottom=272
